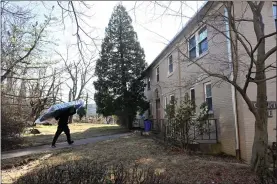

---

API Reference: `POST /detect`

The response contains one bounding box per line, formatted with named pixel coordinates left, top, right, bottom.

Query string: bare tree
left=55, top=46, right=95, bottom=103
left=28, top=67, right=65, bottom=122
left=1, top=2, right=56, bottom=83
left=1, top=2, right=62, bottom=124
left=2, top=64, right=65, bottom=122
left=54, top=1, right=100, bottom=62
left=53, top=45, right=95, bottom=124
left=1, top=1, right=100, bottom=127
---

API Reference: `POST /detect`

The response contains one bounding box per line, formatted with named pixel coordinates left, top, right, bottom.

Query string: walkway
left=2, top=133, right=131, bottom=160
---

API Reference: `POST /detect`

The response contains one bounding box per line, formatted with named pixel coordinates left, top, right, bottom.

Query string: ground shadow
left=23, top=125, right=129, bottom=148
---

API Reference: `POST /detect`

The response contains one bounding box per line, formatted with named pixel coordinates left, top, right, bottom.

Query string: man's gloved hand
left=69, top=106, right=77, bottom=116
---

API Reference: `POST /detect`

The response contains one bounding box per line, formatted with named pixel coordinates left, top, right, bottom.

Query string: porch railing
left=149, top=118, right=218, bottom=143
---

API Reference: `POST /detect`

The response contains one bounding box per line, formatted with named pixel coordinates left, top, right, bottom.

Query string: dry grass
left=1, top=153, right=54, bottom=183
left=1, top=153, right=47, bottom=170
left=2, top=134, right=258, bottom=184
left=21, top=123, right=127, bottom=148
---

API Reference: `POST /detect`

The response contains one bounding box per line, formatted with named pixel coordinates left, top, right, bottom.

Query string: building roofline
left=143, top=1, right=213, bottom=74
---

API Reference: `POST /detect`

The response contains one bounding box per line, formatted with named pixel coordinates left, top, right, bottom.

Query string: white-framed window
left=164, top=96, right=167, bottom=118
left=268, top=110, right=273, bottom=118
left=189, top=36, right=196, bottom=59
left=156, top=66, right=159, bottom=82
left=198, top=26, right=208, bottom=55
left=170, top=95, right=175, bottom=104
left=149, top=102, right=152, bottom=116
left=168, top=55, right=173, bottom=74
left=190, top=88, right=196, bottom=112
left=164, top=96, right=167, bottom=108
left=188, top=26, right=208, bottom=59
left=204, top=82, right=213, bottom=112
left=273, top=4, right=277, bottom=30
left=147, top=77, right=150, bottom=90
left=169, top=95, right=175, bottom=115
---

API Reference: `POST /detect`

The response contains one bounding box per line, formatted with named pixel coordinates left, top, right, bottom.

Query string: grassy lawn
left=20, top=123, right=127, bottom=148
left=2, top=134, right=258, bottom=184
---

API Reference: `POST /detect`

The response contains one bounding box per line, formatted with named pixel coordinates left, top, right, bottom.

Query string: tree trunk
left=251, top=118, right=268, bottom=172
left=248, top=2, right=268, bottom=173
left=251, top=97, right=268, bottom=173
left=128, top=115, right=133, bottom=130
left=118, top=115, right=131, bottom=129
left=251, top=62, right=268, bottom=172
left=69, top=116, right=73, bottom=124
left=105, top=117, right=108, bottom=124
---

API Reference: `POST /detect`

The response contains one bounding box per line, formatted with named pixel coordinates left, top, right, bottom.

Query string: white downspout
left=178, top=48, right=182, bottom=104
left=224, top=7, right=240, bottom=158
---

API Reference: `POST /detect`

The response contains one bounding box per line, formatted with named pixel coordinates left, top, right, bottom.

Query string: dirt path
left=2, top=133, right=131, bottom=160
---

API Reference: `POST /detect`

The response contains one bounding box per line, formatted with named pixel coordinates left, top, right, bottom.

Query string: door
left=156, top=99, right=161, bottom=120
left=155, top=99, right=161, bottom=132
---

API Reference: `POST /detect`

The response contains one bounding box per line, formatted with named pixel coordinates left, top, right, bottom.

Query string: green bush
left=164, top=94, right=211, bottom=149
left=196, top=102, right=209, bottom=121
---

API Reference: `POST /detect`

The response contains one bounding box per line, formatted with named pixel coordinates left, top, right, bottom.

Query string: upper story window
left=168, top=55, right=173, bottom=74
left=198, top=27, right=208, bottom=55
left=204, top=82, right=213, bottom=112
left=156, top=66, right=159, bottom=82
left=189, top=26, right=208, bottom=59
left=273, top=4, right=277, bottom=30
left=189, top=36, right=196, bottom=59
left=164, top=96, right=167, bottom=108
left=147, top=77, right=150, bottom=90
left=190, top=88, right=196, bottom=112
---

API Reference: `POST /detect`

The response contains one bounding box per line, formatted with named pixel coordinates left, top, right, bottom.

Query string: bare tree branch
left=1, top=9, right=53, bottom=82
left=263, top=45, right=277, bottom=62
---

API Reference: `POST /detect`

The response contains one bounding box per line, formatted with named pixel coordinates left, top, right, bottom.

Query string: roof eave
left=143, top=1, right=213, bottom=74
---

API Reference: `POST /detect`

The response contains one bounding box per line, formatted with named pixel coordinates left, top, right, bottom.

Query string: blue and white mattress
left=35, top=100, right=84, bottom=123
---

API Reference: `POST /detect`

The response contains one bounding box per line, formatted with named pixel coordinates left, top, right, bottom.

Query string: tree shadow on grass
left=23, top=125, right=129, bottom=148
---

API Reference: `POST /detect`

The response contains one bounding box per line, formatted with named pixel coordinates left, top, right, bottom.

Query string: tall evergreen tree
left=94, top=4, right=148, bottom=128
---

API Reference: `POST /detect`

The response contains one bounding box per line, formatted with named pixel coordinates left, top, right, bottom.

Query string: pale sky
left=7, top=1, right=205, bottom=103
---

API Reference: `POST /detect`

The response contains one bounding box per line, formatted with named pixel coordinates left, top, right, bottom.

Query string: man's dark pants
left=52, top=125, right=72, bottom=145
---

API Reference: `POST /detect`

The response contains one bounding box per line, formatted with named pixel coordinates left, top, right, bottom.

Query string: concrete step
left=194, top=139, right=217, bottom=144
left=183, top=141, right=221, bottom=154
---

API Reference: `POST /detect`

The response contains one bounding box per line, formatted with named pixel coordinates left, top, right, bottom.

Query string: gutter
left=275, top=2, right=277, bottom=158
left=225, top=7, right=240, bottom=159
left=178, top=47, right=182, bottom=104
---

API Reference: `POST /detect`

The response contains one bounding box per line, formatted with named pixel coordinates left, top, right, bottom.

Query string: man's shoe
left=68, top=141, right=74, bottom=145
left=51, top=144, right=56, bottom=148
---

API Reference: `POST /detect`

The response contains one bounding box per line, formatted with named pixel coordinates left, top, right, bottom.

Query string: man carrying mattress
left=51, top=106, right=76, bottom=148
